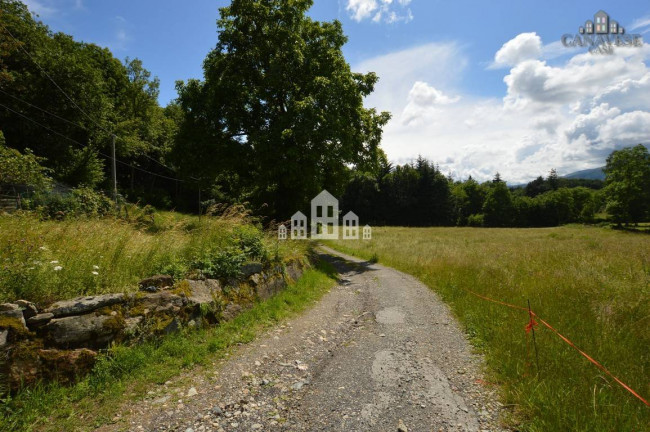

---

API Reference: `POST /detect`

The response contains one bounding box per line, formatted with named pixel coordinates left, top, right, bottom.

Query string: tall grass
left=326, top=225, right=649, bottom=431
left=0, top=211, right=307, bottom=304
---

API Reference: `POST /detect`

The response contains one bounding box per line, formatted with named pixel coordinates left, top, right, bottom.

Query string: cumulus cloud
left=346, top=0, right=413, bottom=24
left=402, top=81, right=460, bottom=125
left=356, top=32, right=650, bottom=184
left=22, top=0, right=57, bottom=17
left=490, top=32, right=542, bottom=69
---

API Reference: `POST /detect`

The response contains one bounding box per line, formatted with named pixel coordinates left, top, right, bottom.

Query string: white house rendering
left=278, top=190, right=370, bottom=241
left=342, top=211, right=359, bottom=239
left=291, top=211, right=307, bottom=239
left=311, top=190, right=339, bottom=240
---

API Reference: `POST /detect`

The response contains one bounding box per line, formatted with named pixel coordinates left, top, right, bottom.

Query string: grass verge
left=0, top=260, right=337, bottom=432
left=0, top=211, right=307, bottom=304
left=325, top=225, right=649, bottom=432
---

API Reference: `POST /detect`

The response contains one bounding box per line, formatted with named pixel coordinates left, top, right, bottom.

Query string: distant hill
left=563, top=167, right=605, bottom=180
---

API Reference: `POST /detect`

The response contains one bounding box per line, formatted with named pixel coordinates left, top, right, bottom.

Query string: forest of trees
left=1, top=0, right=649, bottom=227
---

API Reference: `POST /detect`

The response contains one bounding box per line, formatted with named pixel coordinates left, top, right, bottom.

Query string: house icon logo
left=278, top=189, right=371, bottom=241
left=561, top=10, right=642, bottom=54
left=579, top=10, right=624, bottom=35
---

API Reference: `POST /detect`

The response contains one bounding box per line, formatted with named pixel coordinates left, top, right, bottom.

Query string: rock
left=221, top=303, right=243, bottom=321
left=27, top=312, right=54, bottom=328
left=291, top=381, right=305, bottom=391
left=249, top=273, right=262, bottom=286
left=129, top=291, right=184, bottom=316
left=140, top=286, right=159, bottom=293
left=138, top=274, right=174, bottom=289
left=0, top=329, right=7, bottom=347
left=0, top=308, right=28, bottom=333
left=163, top=317, right=181, bottom=335
left=241, top=263, right=263, bottom=278
left=15, top=300, right=38, bottom=319
left=211, top=406, right=223, bottom=416
left=0, top=303, right=19, bottom=312
left=124, top=316, right=143, bottom=333
left=286, top=262, right=303, bottom=281
left=251, top=424, right=263, bottom=430
left=37, top=348, right=98, bottom=385
left=45, top=293, right=125, bottom=318
left=43, top=313, right=121, bottom=348
left=185, top=279, right=221, bottom=306
left=187, top=387, right=198, bottom=397
left=397, top=419, right=408, bottom=432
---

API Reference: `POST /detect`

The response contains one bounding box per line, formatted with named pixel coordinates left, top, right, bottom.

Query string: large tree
left=174, top=0, right=390, bottom=218
left=603, top=144, right=650, bottom=225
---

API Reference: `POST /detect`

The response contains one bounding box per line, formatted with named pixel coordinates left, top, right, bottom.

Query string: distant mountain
left=563, top=167, right=605, bottom=180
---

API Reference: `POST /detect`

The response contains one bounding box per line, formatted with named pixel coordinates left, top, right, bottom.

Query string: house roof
left=343, top=210, right=358, bottom=219
left=311, top=189, right=338, bottom=204
left=595, top=10, right=608, bottom=17
left=291, top=211, right=306, bottom=219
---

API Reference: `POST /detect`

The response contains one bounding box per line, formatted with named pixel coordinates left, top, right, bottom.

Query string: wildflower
left=39, top=246, right=47, bottom=251
left=91, top=271, right=99, bottom=276
left=53, top=266, right=63, bottom=271
left=93, top=265, right=100, bottom=270
left=50, top=260, right=59, bottom=264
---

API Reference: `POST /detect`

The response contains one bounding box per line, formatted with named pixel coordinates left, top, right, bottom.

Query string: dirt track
left=98, top=247, right=505, bottom=432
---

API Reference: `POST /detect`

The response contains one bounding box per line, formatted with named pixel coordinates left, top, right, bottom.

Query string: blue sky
left=21, top=0, right=650, bottom=182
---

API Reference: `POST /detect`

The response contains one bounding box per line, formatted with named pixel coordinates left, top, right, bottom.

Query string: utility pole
left=111, top=134, right=118, bottom=211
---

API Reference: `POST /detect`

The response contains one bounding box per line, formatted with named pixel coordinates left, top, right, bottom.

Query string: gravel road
left=97, top=247, right=506, bottom=432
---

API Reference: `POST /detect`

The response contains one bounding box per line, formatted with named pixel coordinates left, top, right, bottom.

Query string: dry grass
left=326, top=225, right=649, bottom=431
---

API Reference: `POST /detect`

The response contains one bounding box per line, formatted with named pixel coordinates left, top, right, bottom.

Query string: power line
left=0, top=23, right=188, bottom=178
left=0, top=102, right=187, bottom=183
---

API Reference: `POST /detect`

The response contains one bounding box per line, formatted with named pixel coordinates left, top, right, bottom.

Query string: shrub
left=25, top=187, right=113, bottom=219
left=467, top=213, right=484, bottom=227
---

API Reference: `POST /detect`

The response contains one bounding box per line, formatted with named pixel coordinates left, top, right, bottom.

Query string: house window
left=300, top=220, right=304, bottom=227
left=316, top=206, right=322, bottom=217
left=327, top=223, right=334, bottom=234
left=327, top=206, right=333, bottom=217
left=316, top=223, right=322, bottom=234
left=352, top=220, right=357, bottom=226
left=294, top=220, right=298, bottom=226
left=346, top=229, right=350, bottom=236
left=346, top=220, right=350, bottom=226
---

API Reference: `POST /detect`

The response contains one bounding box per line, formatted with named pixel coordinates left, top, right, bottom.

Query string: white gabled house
left=278, top=224, right=287, bottom=240
left=311, top=190, right=338, bottom=239
left=362, top=224, right=372, bottom=240
left=291, top=211, right=307, bottom=239
left=342, top=211, right=359, bottom=239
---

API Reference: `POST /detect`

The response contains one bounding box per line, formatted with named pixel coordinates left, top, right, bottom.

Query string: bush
left=24, top=187, right=114, bottom=219
left=467, top=213, right=484, bottom=227
left=192, top=247, right=247, bottom=279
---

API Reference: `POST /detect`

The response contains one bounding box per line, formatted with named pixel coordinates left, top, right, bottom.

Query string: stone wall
left=0, top=258, right=308, bottom=392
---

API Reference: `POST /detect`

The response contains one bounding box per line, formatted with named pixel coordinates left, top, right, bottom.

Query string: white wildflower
left=93, top=265, right=100, bottom=270
left=91, top=271, right=99, bottom=275
left=39, top=246, right=48, bottom=251
left=50, top=260, right=59, bottom=264
left=53, top=266, right=63, bottom=271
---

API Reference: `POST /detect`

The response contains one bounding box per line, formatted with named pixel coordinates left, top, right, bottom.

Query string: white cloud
left=402, top=81, right=459, bottom=125
left=346, top=0, right=413, bottom=24
left=490, top=32, right=542, bottom=69
left=629, top=15, right=650, bottom=32
left=357, top=32, right=650, bottom=184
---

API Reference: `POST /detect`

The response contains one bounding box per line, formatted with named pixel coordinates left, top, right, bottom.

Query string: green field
left=326, top=226, right=649, bottom=431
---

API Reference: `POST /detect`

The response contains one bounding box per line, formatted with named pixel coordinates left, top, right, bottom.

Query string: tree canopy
left=173, top=0, right=390, bottom=218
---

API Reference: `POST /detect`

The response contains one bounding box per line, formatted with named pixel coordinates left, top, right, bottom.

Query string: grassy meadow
left=0, top=209, right=307, bottom=305
left=326, top=226, right=649, bottom=432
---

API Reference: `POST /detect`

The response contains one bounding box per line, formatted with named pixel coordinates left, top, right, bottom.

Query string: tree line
left=342, top=146, right=650, bottom=227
